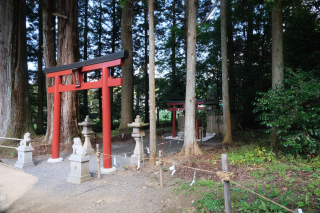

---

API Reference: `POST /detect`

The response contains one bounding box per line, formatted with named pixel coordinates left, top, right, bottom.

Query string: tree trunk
left=0, top=0, right=35, bottom=141
left=43, top=0, right=56, bottom=143
left=271, top=0, right=283, bottom=147
left=171, top=0, right=176, bottom=98
left=221, top=0, right=233, bottom=143
left=110, top=0, right=116, bottom=129
left=182, top=0, right=203, bottom=157
left=184, top=0, right=188, bottom=75
left=98, top=0, right=102, bottom=122
left=148, top=0, right=157, bottom=165
left=57, top=0, right=80, bottom=143
left=37, top=3, right=44, bottom=135
left=83, top=0, right=88, bottom=116
left=144, top=1, right=149, bottom=123
left=119, top=1, right=133, bottom=129
left=272, top=0, right=283, bottom=88
left=227, top=0, right=235, bottom=114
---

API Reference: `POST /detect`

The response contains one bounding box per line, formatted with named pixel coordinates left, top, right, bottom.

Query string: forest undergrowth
left=169, top=131, right=320, bottom=213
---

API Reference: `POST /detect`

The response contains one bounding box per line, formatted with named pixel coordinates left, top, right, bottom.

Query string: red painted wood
left=59, top=80, right=103, bottom=92
left=52, top=76, right=61, bottom=159
left=47, top=87, right=54, bottom=94
left=196, top=119, right=199, bottom=139
left=172, top=109, right=176, bottom=137
left=102, top=67, right=112, bottom=169
left=166, top=101, right=205, bottom=138
left=108, top=77, right=123, bottom=87
left=46, top=59, right=124, bottom=162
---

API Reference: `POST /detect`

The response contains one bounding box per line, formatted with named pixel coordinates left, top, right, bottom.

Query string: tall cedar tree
left=37, top=2, right=44, bottom=135
left=148, top=0, right=157, bottom=164
left=221, top=0, right=233, bottom=143
left=270, top=0, right=283, bottom=147
left=83, top=0, right=89, bottom=116
left=56, top=0, right=80, bottom=143
left=0, top=0, right=35, bottom=140
left=144, top=0, right=149, bottom=124
left=182, top=0, right=203, bottom=156
left=43, top=0, right=56, bottom=143
left=119, top=1, right=133, bottom=129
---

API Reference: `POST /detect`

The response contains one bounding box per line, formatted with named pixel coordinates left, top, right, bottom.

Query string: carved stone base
left=14, top=146, right=35, bottom=169
left=67, top=155, right=91, bottom=184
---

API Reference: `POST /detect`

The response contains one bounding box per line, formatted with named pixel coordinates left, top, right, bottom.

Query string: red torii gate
left=44, top=50, right=128, bottom=173
left=165, top=99, right=205, bottom=139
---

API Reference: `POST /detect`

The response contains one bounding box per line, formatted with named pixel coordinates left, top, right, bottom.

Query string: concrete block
left=14, top=146, right=35, bottom=169
left=67, top=155, right=91, bottom=184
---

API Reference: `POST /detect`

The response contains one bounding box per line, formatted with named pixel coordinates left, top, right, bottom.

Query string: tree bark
left=227, top=0, right=235, bottom=114
left=184, top=0, right=188, bottom=74
left=171, top=0, right=176, bottom=98
left=272, top=0, right=283, bottom=88
left=271, top=0, right=283, bottom=147
left=57, top=0, right=80, bottom=143
left=182, top=0, right=203, bottom=157
left=98, top=0, right=102, bottom=121
left=37, top=2, right=44, bottom=135
left=83, top=0, right=88, bottom=116
left=110, top=0, right=116, bottom=129
left=148, top=0, right=157, bottom=165
left=119, top=1, right=133, bottom=129
left=0, top=0, right=35, bottom=141
left=43, top=0, right=56, bottom=143
left=221, top=0, right=233, bottom=143
left=144, top=1, right=149, bottom=123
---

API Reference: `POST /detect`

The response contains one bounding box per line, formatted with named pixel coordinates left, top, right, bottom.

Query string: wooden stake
left=161, top=135, right=164, bottom=154
left=222, top=154, right=232, bottom=213
left=96, top=144, right=101, bottom=179
left=159, top=150, right=164, bottom=188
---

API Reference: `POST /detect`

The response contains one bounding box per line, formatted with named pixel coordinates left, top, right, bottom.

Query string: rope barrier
left=0, top=145, right=18, bottom=149
left=102, top=138, right=181, bottom=158
left=160, top=161, right=296, bottom=213
left=0, top=137, right=22, bottom=141
left=98, top=133, right=296, bottom=212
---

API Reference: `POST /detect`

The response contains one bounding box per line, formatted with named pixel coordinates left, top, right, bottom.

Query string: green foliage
left=254, top=69, right=320, bottom=154
left=228, top=145, right=275, bottom=166
left=194, top=193, right=224, bottom=212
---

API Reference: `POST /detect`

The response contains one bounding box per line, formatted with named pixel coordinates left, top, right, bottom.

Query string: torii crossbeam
left=44, top=50, right=128, bottom=173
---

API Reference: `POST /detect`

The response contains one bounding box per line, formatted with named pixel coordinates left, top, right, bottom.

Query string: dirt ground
left=2, top=132, right=222, bottom=213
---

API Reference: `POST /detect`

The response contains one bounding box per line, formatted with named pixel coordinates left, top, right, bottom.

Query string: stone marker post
left=15, top=133, right=35, bottom=169
left=128, top=115, right=149, bottom=164
left=78, top=115, right=96, bottom=155
left=67, top=137, right=92, bottom=184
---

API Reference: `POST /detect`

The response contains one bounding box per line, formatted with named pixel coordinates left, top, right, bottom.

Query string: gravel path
left=2, top=133, right=221, bottom=213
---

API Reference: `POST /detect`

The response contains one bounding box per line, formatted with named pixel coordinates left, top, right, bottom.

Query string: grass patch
left=171, top=130, right=320, bottom=212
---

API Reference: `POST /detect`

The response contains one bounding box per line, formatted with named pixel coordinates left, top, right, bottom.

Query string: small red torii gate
left=165, top=99, right=205, bottom=139
left=44, top=50, right=128, bottom=173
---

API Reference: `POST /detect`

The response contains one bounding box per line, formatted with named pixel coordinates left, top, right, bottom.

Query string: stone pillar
left=67, top=138, right=92, bottom=184
left=15, top=133, right=35, bottom=169
left=128, top=115, right=149, bottom=164
left=78, top=115, right=96, bottom=155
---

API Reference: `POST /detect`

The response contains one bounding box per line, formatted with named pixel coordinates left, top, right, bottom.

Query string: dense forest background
left=1, top=0, right=320, bottom=147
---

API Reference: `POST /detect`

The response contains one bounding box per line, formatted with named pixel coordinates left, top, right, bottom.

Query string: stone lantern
left=78, top=115, right=96, bottom=155
left=128, top=115, right=149, bottom=164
